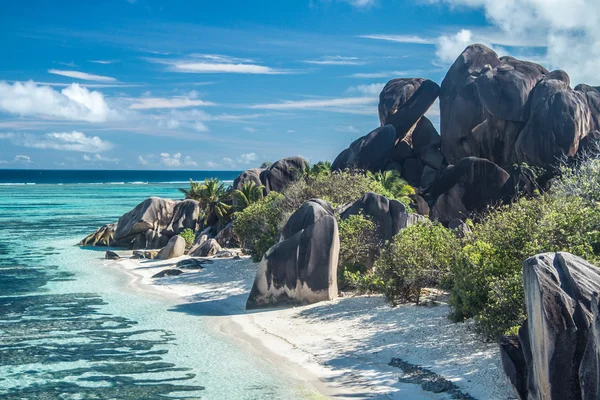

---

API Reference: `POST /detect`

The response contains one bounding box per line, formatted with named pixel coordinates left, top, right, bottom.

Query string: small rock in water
left=105, top=250, right=120, bottom=260
left=214, top=250, right=238, bottom=258
left=176, top=258, right=211, bottom=270
left=151, top=269, right=184, bottom=278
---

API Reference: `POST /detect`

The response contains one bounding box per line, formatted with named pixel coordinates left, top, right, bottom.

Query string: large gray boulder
left=378, top=78, right=440, bottom=140
left=156, top=235, right=186, bottom=260
left=331, top=125, right=396, bottom=173
left=501, top=252, right=600, bottom=400
left=189, top=238, right=222, bottom=257
left=340, top=192, right=422, bottom=241
left=282, top=199, right=334, bottom=240
left=79, top=223, right=117, bottom=247
left=246, top=200, right=339, bottom=309
left=163, top=199, right=200, bottom=237
left=114, top=197, right=176, bottom=247
left=215, top=222, right=238, bottom=248
left=431, top=157, right=510, bottom=224
left=233, top=157, right=306, bottom=196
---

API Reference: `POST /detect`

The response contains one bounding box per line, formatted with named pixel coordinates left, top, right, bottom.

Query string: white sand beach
left=108, top=253, right=516, bottom=400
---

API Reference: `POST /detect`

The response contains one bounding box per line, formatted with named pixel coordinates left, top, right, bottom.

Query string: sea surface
left=0, top=179, right=310, bottom=399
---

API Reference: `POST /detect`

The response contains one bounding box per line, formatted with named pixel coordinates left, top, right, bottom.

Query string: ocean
left=0, top=174, right=309, bottom=399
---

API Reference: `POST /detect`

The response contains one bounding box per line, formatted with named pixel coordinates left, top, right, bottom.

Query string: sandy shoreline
left=105, top=252, right=515, bottom=400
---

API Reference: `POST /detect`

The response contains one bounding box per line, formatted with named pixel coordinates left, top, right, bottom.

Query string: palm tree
left=180, top=178, right=232, bottom=227
left=306, top=160, right=332, bottom=178
left=368, top=170, right=414, bottom=197
left=179, top=178, right=204, bottom=201
left=233, top=181, right=265, bottom=210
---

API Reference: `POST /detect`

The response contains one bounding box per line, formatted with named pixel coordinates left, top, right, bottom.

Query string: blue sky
left=0, top=0, right=597, bottom=170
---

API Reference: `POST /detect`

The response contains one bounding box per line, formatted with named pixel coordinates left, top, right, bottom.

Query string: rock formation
left=233, top=156, right=307, bottom=195
left=500, top=252, right=600, bottom=400
left=340, top=192, right=423, bottom=241
left=78, top=223, right=117, bottom=247
left=189, top=238, right=222, bottom=257
left=246, top=199, right=339, bottom=309
left=156, top=235, right=186, bottom=260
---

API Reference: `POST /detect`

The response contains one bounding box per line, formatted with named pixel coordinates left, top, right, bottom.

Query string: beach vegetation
left=233, top=181, right=265, bottom=211
left=374, top=222, right=459, bottom=305
left=337, top=214, right=381, bottom=289
left=233, top=192, right=286, bottom=262
left=179, top=178, right=232, bottom=227
left=178, top=228, right=195, bottom=250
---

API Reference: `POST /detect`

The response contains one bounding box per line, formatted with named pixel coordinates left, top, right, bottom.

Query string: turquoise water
left=0, top=183, right=308, bottom=399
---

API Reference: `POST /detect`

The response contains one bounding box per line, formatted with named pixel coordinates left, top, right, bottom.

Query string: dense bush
left=232, top=192, right=287, bottom=262
left=337, top=214, right=381, bottom=289
left=178, top=228, right=195, bottom=249
left=375, top=222, right=459, bottom=305
left=449, top=193, right=600, bottom=340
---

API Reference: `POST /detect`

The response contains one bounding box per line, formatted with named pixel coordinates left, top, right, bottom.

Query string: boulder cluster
left=333, top=44, right=600, bottom=224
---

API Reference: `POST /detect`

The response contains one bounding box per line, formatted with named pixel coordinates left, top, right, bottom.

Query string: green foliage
left=368, top=170, right=415, bottom=208
left=337, top=214, right=381, bottom=289
left=305, top=160, right=332, bottom=178
left=180, top=178, right=232, bottom=227
left=233, top=192, right=286, bottom=262
left=233, top=181, right=265, bottom=211
left=178, top=228, right=195, bottom=249
left=375, top=222, right=459, bottom=305
left=449, top=194, right=600, bottom=340
left=260, top=161, right=273, bottom=168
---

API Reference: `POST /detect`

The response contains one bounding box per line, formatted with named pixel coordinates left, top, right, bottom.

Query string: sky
left=1, top=0, right=598, bottom=170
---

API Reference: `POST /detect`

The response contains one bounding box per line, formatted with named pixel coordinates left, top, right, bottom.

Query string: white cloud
left=129, top=96, right=215, bottom=109
left=358, top=34, right=436, bottom=44
left=346, top=83, right=384, bottom=97
left=304, top=56, right=365, bottom=65
left=15, top=155, right=31, bottom=163
left=238, top=153, right=257, bottom=164
left=249, top=96, right=377, bottom=111
left=340, top=0, right=376, bottom=7
left=0, top=81, right=114, bottom=122
left=0, top=131, right=113, bottom=153
left=150, top=56, right=292, bottom=75
left=337, top=125, right=359, bottom=133
left=160, top=152, right=197, bottom=167
left=347, top=71, right=409, bottom=79
left=431, top=0, right=600, bottom=84
left=138, top=155, right=149, bottom=165
left=206, top=161, right=218, bottom=168
left=244, top=127, right=256, bottom=133
left=89, top=60, right=117, bottom=64
left=223, top=157, right=233, bottom=165
left=435, top=29, right=477, bottom=64
left=287, top=129, right=295, bottom=133
left=83, top=153, right=119, bottom=163
left=48, top=69, right=117, bottom=82
left=0, top=160, right=7, bottom=164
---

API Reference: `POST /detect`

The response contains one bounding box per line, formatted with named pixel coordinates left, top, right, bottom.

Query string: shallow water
left=0, top=183, right=309, bottom=399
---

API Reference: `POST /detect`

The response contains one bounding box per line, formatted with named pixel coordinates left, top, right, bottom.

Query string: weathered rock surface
left=79, top=223, right=117, bottom=247
left=215, top=222, right=238, bottom=248
left=331, top=125, right=397, bottom=172
left=431, top=157, right=510, bottom=224
left=163, top=199, right=200, bottom=237
left=132, top=250, right=158, bottom=260
left=152, top=269, right=184, bottom=278
left=114, top=197, right=176, bottom=247
left=282, top=199, right=334, bottom=240
left=341, top=192, right=422, bottom=241
left=189, top=238, right=222, bottom=257
left=246, top=199, right=339, bottom=309
left=105, top=250, right=120, bottom=260
left=234, top=156, right=307, bottom=195
left=156, top=235, right=186, bottom=260
left=214, top=249, right=239, bottom=258
left=176, top=258, right=212, bottom=270
left=501, top=252, right=600, bottom=400
left=378, top=78, right=440, bottom=140
left=441, top=44, right=600, bottom=169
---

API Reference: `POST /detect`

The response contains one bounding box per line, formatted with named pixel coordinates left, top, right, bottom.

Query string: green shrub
left=337, top=214, right=381, bottom=289
left=178, top=228, right=196, bottom=249
left=375, top=222, right=459, bottom=305
left=449, top=194, right=600, bottom=340
left=368, top=170, right=415, bottom=207
left=233, top=192, right=286, bottom=262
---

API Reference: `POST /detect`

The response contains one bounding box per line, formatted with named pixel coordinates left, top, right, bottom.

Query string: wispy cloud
left=248, top=96, right=377, bottom=115
left=0, top=131, right=114, bottom=153
left=0, top=81, right=115, bottom=122
left=304, top=56, right=365, bottom=65
left=159, top=152, right=198, bottom=167
left=15, top=155, right=32, bottom=163
left=243, top=127, right=257, bottom=133
left=347, top=71, right=408, bottom=78
left=149, top=54, right=293, bottom=75
left=89, top=60, right=118, bottom=64
left=48, top=69, right=118, bottom=82
left=346, top=83, right=384, bottom=96
left=129, top=96, right=215, bottom=109
left=358, top=34, right=436, bottom=44
left=83, top=153, right=119, bottom=162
